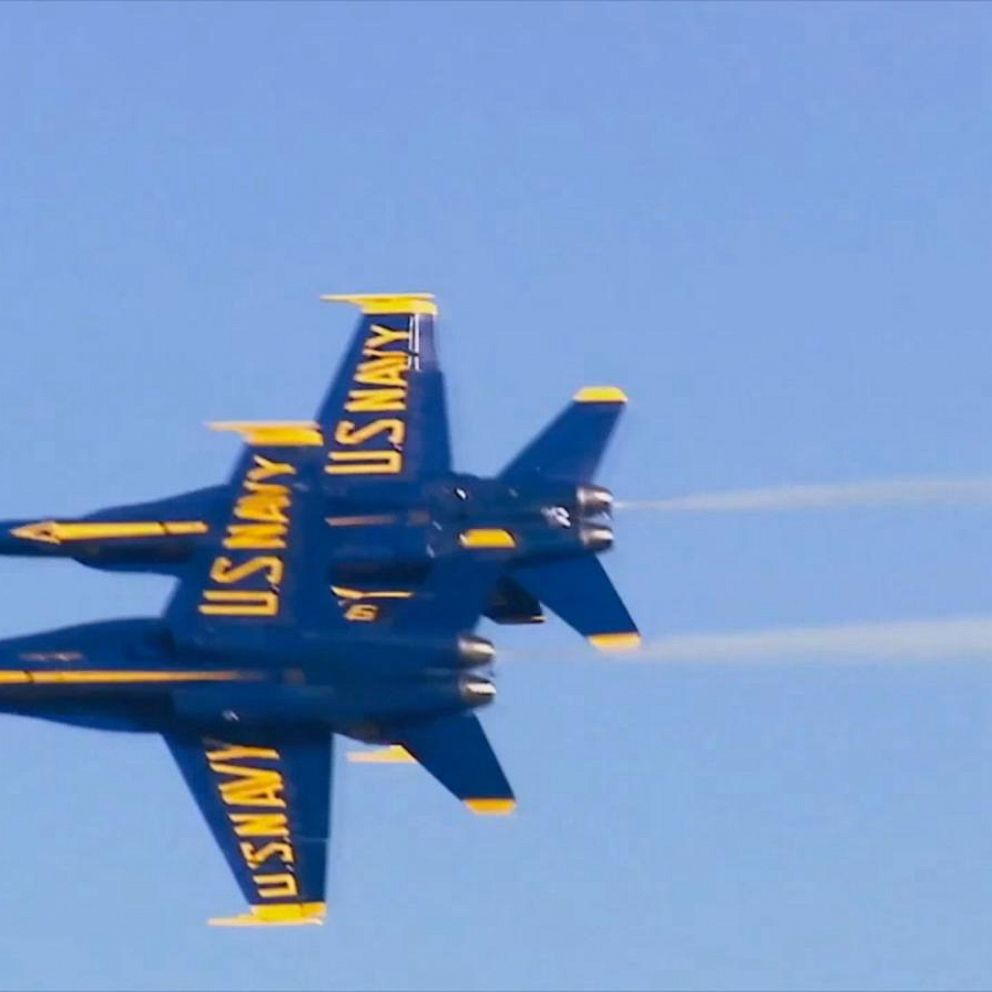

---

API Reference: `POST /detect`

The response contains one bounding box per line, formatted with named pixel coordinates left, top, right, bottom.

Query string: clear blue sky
left=1, top=3, right=991, bottom=989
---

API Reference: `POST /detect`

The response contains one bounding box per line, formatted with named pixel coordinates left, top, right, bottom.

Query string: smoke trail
left=593, top=616, right=992, bottom=664
left=615, top=478, right=992, bottom=513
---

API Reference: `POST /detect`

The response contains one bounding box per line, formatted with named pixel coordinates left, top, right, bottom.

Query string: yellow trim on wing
left=465, top=798, right=517, bottom=816
left=588, top=632, right=643, bottom=652
left=331, top=586, right=413, bottom=602
left=209, top=902, right=327, bottom=927
left=0, top=669, right=249, bottom=685
left=573, top=386, right=628, bottom=404
left=321, top=293, right=437, bottom=316
left=209, top=421, right=324, bottom=446
left=11, top=520, right=208, bottom=545
left=347, top=745, right=416, bottom=764
left=459, top=528, right=517, bottom=549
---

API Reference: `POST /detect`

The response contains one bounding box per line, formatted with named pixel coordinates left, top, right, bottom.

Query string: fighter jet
left=0, top=294, right=639, bottom=925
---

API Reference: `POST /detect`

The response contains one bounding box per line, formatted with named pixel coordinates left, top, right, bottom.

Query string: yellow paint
left=11, top=520, right=208, bottom=545
left=347, top=745, right=416, bottom=764
left=209, top=555, right=283, bottom=587
left=321, top=292, right=437, bottom=316
left=465, top=798, right=517, bottom=816
left=229, top=812, right=291, bottom=839
left=0, top=669, right=247, bottom=685
left=458, top=528, right=517, bottom=549
left=331, top=586, right=412, bottom=601
left=211, top=764, right=286, bottom=809
left=240, top=840, right=294, bottom=868
left=327, top=450, right=403, bottom=475
left=209, top=421, right=323, bottom=446
left=587, top=632, right=643, bottom=652
left=209, top=902, right=326, bottom=927
left=573, top=386, right=628, bottom=404
left=344, top=603, right=379, bottom=622
left=344, top=388, right=407, bottom=413
left=223, top=524, right=287, bottom=550
left=255, top=872, right=299, bottom=899
left=207, top=745, right=280, bottom=762
left=199, top=590, right=279, bottom=616
left=333, top=418, right=405, bottom=447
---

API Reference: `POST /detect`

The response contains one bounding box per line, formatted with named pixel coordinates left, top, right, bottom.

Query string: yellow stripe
left=209, top=421, right=324, bottom=446
left=11, top=520, right=208, bottom=545
left=459, top=528, right=517, bottom=549
left=465, top=798, right=517, bottom=816
left=331, top=586, right=413, bottom=601
left=588, top=632, right=642, bottom=652
left=347, top=745, right=416, bottom=764
left=209, top=902, right=326, bottom=927
left=0, top=669, right=249, bottom=685
left=321, top=292, right=437, bottom=316
left=573, top=386, right=628, bottom=404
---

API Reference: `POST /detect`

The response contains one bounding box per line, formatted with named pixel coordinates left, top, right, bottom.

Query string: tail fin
left=394, top=712, right=515, bottom=815
left=499, top=387, right=627, bottom=483
left=513, top=556, right=641, bottom=652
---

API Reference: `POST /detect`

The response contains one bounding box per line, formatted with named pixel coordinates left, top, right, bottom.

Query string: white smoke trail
left=597, top=616, right=992, bottom=664
left=615, top=478, right=992, bottom=513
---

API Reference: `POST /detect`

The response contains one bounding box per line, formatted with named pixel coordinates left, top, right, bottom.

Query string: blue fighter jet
left=0, top=294, right=639, bottom=925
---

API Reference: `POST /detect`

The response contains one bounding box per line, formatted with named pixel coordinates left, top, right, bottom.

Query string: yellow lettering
left=229, top=812, right=290, bottom=839
left=209, top=556, right=284, bottom=586
left=345, top=388, right=407, bottom=413
left=198, top=590, right=279, bottom=616
left=240, top=841, right=294, bottom=868
left=326, top=450, right=403, bottom=476
left=345, top=603, right=379, bottom=622
left=254, top=872, right=298, bottom=899
left=333, top=418, right=405, bottom=447
left=355, top=355, right=409, bottom=387
left=248, top=456, right=296, bottom=482
left=210, top=764, right=286, bottom=808
left=208, top=745, right=280, bottom=762
left=234, top=493, right=290, bottom=524
left=365, top=324, right=410, bottom=352
left=243, top=481, right=290, bottom=497
left=223, top=524, right=286, bottom=550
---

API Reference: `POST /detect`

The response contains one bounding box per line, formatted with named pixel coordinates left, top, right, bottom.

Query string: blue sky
left=1, top=3, right=991, bottom=989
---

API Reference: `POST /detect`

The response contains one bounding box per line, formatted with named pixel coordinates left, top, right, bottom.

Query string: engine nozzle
left=580, top=525, right=614, bottom=552
left=457, top=634, right=496, bottom=668
left=576, top=485, right=614, bottom=516
left=459, top=675, right=497, bottom=706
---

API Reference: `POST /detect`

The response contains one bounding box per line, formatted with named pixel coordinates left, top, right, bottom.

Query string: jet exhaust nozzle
left=459, top=675, right=497, bottom=706
left=457, top=634, right=496, bottom=668
left=576, top=485, right=614, bottom=516
left=580, top=525, right=614, bottom=552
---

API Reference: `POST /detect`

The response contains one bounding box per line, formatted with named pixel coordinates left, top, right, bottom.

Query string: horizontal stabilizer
left=393, top=713, right=515, bottom=814
left=499, top=387, right=627, bottom=483
left=513, top=556, right=640, bottom=651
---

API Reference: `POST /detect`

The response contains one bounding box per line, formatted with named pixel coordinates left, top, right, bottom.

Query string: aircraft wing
left=317, top=293, right=451, bottom=483
left=165, top=728, right=332, bottom=926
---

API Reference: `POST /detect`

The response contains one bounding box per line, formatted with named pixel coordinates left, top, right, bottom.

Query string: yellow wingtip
left=588, top=632, right=643, bottom=652
left=321, top=293, right=437, bottom=316
left=574, top=386, right=628, bottom=404
left=465, top=798, right=517, bottom=816
left=208, top=421, right=324, bottom=447
left=209, top=902, right=327, bottom=927
left=347, top=745, right=416, bottom=764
